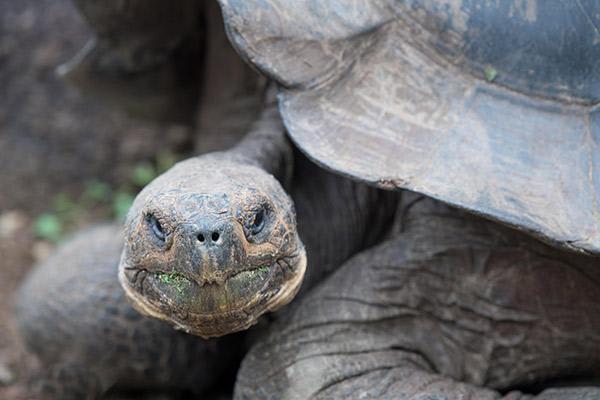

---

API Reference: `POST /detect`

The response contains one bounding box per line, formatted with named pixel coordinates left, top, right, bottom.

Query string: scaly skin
left=119, top=101, right=398, bottom=338
left=16, top=104, right=397, bottom=397
left=235, top=194, right=600, bottom=399
left=15, top=224, right=242, bottom=399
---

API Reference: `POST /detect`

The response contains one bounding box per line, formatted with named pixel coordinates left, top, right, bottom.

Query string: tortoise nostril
left=197, top=231, right=221, bottom=244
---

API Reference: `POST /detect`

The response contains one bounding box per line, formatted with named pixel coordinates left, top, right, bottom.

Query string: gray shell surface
left=219, top=0, right=600, bottom=254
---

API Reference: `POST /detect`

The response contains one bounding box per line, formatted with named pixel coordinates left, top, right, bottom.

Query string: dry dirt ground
left=0, top=0, right=193, bottom=398
left=0, top=212, right=39, bottom=400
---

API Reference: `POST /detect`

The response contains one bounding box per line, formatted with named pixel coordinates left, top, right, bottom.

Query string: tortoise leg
left=15, top=224, right=243, bottom=399
left=28, top=362, right=103, bottom=400
left=235, top=199, right=600, bottom=399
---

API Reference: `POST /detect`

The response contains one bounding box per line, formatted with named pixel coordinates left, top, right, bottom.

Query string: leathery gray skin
left=235, top=193, right=600, bottom=399
left=15, top=225, right=242, bottom=400
left=119, top=102, right=398, bottom=338
left=15, top=99, right=396, bottom=398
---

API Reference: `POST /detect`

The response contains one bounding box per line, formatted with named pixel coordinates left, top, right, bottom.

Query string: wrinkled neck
left=227, top=93, right=294, bottom=185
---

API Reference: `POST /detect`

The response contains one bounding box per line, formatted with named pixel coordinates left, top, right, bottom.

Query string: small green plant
left=113, top=191, right=136, bottom=221
left=34, top=213, right=63, bottom=242
left=52, top=192, right=77, bottom=213
left=82, top=180, right=112, bottom=203
left=33, top=151, right=182, bottom=242
left=52, top=192, right=83, bottom=223
left=131, top=162, right=158, bottom=186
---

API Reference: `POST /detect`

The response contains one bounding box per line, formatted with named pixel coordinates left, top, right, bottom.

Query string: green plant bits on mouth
left=155, top=271, right=191, bottom=294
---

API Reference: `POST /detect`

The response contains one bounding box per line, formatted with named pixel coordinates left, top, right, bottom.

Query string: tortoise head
left=118, top=155, right=306, bottom=338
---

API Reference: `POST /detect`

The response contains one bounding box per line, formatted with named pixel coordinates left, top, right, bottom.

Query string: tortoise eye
left=250, top=209, right=265, bottom=235
left=146, top=213, right=166, bottom=241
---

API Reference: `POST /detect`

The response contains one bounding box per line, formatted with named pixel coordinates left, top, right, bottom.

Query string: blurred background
left=0, top=1, right=194, bottom=398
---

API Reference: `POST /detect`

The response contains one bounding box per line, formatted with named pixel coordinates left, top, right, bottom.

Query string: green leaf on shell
left=484, top=66, right=498, bottom=82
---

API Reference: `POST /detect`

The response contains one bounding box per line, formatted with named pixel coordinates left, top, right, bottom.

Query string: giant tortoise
left=19, top=99, right=600, bottom=399
left=16, top=95, right=398, bottom=398
left=16, top=1, right=600, bottom=399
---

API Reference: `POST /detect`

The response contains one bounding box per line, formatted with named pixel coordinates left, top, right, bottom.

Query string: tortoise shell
left=219, top=0, right=600, bottom=254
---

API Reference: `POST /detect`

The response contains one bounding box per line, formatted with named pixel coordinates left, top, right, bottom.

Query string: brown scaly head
left=118, top=154, right=306, bottom=338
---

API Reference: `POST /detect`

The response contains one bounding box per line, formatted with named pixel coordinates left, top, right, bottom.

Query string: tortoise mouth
left=118, top=249, right=306, bottom=338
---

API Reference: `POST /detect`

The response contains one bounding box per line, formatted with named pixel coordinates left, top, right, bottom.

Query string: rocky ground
left=0, top=0, right=193, bottom=398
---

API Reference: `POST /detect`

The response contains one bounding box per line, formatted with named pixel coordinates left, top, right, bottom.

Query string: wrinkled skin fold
left=235, top=194, right=600, bottom=399
left=119, top=155, right=308, bottom=338
left=118, top=104, right=308, bottom=336
left=118, top=100, right=398, bottom=338
left=15, top=225, right=243, bottom=399
left=16, top=3, right=600, bottom=397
